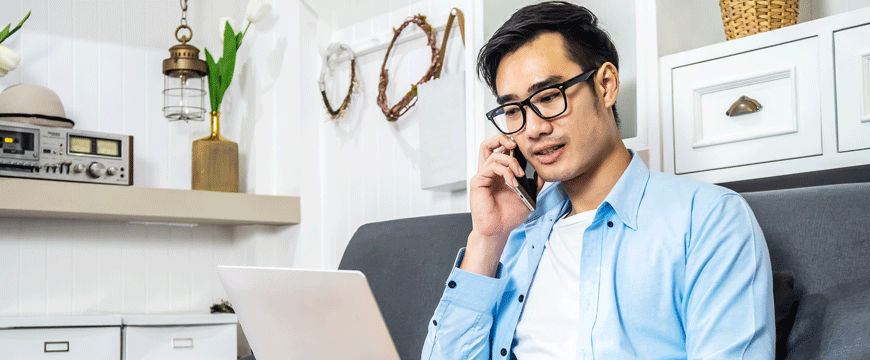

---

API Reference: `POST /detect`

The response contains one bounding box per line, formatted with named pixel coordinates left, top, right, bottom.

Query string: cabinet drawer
left=670, top=37, right=822, bottom=174
left=0, top=326, right=121, bottom=360
left=834, top=22, right=870, bottom=152
left=124, top=324, right=236, bottom=360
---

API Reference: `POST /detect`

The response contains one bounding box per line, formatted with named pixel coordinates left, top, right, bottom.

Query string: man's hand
left=461, top=135, right=544, bottom=277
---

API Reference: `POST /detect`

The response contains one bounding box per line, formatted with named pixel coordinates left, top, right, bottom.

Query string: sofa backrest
left=741, top=182, right=870, bottom=298
left=339, top=183, right=870, bottom=359
left=338, top=213, right=472, bottom=360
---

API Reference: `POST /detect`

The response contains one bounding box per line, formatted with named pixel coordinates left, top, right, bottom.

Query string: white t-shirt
left=513, top=209, right=596, bottom=360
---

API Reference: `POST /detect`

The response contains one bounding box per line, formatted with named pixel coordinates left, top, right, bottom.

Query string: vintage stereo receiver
left=0, top=120, right=133, bottom=185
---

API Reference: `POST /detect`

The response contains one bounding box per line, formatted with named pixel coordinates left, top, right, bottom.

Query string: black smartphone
left=512, top=148, right=537, bottom=211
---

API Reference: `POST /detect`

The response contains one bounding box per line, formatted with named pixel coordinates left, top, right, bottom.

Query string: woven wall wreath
left=319, top=42, right=359, bottom=120
left=376, top=15, right=442, bottom=122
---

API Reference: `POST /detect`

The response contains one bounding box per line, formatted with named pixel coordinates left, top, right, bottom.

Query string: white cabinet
left=122, top=314, right=237, bottom=360
left=660, top=7, right=870, bottom=184
left=670, top=37, right=822, bottom=174
left=0, top=316, right=123, bottom=360
left=834, top=22, right=870, bottom=152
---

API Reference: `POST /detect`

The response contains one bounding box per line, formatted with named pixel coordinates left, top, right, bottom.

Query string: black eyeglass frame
left=486, top=67, right=599, bottom=135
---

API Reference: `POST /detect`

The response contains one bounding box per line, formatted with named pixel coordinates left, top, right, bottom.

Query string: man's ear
left=595, top=62, right=619, bottom=109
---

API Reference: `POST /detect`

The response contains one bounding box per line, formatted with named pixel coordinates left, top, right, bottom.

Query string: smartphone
left=511, top=149, right=537, bottom=211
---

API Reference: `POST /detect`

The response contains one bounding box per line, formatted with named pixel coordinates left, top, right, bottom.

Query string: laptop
left=217, top=266, right=401, bottom=360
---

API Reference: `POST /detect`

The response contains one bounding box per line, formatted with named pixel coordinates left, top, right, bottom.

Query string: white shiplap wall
left=0, top=218, right=236, bottom=315
left=316, top=0, right=469, bottom=268
left=0, top=0, right=309, bottom=316
left=0, top=0, right=474, bottom=317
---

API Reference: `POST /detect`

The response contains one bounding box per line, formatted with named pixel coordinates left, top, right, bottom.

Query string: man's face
left=494, top=32, right=618, bottom=184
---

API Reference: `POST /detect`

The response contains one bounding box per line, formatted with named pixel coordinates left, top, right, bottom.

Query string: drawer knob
left=726, top=95, right=763, bottom=116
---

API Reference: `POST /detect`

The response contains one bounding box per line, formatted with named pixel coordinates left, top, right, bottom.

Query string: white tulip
left=0, top=45, right=21, bottom=77
left=219, top=17, right=237, bottom=36
left=246, top=0, right=268, bottom=24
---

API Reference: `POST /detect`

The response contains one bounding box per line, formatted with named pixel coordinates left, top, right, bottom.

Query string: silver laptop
left=217, top=266, right=401, bottom=360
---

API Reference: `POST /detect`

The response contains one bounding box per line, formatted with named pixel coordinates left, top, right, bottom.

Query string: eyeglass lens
left=490, top=88, right=566, bottom=134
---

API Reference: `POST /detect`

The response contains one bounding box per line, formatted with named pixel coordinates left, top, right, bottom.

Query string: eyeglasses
left=486, top=67, right=598, bottom=135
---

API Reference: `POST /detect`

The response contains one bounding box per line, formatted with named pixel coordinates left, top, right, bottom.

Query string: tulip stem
left=239, top=22, right=252, bottom=46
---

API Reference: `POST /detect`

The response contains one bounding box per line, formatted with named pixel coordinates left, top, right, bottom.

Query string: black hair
left=477, top=1, right=620, bottom=122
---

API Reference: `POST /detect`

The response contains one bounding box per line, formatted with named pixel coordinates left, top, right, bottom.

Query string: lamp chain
left=175, top=0, right=192, bottom=43
left=180, top=0, right=188, bottom=27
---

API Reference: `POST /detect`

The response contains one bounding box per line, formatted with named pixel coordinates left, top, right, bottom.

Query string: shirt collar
left=529, top=149, right=649, bottom=231
left=600, top=149, right=649, bottom=230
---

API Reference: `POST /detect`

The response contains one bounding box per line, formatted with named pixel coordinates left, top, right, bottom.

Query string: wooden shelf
left=0, top=178, right=300, bottom=226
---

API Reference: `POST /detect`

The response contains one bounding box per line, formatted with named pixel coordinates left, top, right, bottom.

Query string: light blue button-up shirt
left=422, top=151, right=775, bottom=360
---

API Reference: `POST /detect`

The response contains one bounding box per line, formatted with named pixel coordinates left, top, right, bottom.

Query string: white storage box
left=122, top=313, right=237, bottom=360
left=0, top=315, right=123, bottom=360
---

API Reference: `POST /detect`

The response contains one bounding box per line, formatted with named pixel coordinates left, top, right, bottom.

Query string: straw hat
left=0, top=83, right=75, bottom=128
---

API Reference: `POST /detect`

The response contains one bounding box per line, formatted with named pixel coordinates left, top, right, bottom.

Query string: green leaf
left=235, top=32, right=244, bottom=48
left=219, top=23, right=237, bottom=108
left=8, top=11, right=31, bottom=38
left=0, top=25, right=11, bottom=44
left=204, top=48, right=219, bottom=112
left=0, top=11, right=30, bottom=45
left=215, top=57, right=225, bottom=103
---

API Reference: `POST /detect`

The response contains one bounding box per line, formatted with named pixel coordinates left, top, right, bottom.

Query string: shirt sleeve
left=685, top=193, right=776, bottom=360
left=421, top=248, right=509, bottom=360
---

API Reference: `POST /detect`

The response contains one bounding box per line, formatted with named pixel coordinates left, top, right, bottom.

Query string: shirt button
left=518, top=294, right=524, bottom=302
left=448, top=280, right=456, bottom=288
left=501, top=348, right=508, bottom=356
left=432, top=320, right=437, bottom=326
left=607, top=221, right=613, bottom=227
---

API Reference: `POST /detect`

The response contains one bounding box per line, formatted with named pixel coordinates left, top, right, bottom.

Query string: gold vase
left=192, top=111, right=239, bottom=192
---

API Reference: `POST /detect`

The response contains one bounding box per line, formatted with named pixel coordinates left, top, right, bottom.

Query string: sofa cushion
left=741, top=183, right=870, bottom=297
left=785, top=285, right=870, bottom=360
left=338, top=213, right=472, bottom=360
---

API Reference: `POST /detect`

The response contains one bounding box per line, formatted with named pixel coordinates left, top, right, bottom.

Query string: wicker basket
left=720, top=0, right=799, bottom=40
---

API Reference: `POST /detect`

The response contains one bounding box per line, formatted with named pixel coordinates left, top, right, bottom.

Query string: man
left=421, top=2, right=775, bottom=359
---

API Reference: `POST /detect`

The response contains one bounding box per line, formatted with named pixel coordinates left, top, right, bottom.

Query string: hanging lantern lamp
left=163, top=0, right=207, bottom=121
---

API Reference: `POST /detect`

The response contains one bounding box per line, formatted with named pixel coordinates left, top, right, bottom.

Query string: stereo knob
left=73, top=163, right=86, bottom=173
left=106, top=167, right=118, bottom=176
left=87, top=162, right=106, bottom=178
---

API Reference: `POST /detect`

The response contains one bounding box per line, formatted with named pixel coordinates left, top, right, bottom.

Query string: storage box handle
left=44, top=341, right=69, bottom=352
left=172, top=337, right=194, bottom=348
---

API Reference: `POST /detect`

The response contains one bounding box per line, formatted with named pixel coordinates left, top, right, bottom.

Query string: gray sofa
left=337, top=182, right=870, bottom=360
